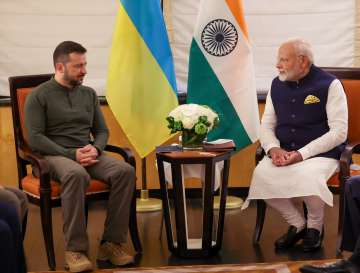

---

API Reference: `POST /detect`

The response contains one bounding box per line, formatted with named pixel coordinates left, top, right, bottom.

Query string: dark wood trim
left=2, top=92, right=263, bottom=106
left=322, top=66, right=360, bottom=79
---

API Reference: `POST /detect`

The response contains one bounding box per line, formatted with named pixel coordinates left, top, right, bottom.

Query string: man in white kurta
left=243, top=38, right=348, bottom=251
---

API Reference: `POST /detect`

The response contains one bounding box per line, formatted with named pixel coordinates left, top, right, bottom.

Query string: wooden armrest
left=104, top=144, right=136, bottom=169
left=19, top=147, right=51, bottom=190
left=255, top=144, right=266, bottom=165
left=340, top=141, right=360, bottom=179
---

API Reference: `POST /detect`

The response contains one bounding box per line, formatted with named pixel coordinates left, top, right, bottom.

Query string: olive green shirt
left=24, top=78, right=109, bottom=161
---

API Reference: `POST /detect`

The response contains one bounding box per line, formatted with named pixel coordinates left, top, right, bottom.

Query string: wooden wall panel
left=356, top=0, right=360, bottom=66
left=0, top=106, right=18, bottom=187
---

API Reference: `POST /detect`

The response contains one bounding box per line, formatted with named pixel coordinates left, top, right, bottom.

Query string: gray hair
left=284, top=38, right=314, bottom=64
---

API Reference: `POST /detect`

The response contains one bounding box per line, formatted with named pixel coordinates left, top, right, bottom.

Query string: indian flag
left=106, top=0, right=178, bottom=158
left=187, top=0, right=259, bottom=150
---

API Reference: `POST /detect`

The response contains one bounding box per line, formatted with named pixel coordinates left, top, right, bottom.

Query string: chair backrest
left=9, top=74, right=53, bottom=184
left=323, top=67, right=360, bottom=143
left=9, top=74, right=53, bottom=148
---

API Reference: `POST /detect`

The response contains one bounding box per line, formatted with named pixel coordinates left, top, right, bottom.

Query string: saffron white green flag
left=187, top=0, right=259, bottom=150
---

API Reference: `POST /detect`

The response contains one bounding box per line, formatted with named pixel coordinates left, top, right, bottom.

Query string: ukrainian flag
left=106, top=0, right=178, bottom=158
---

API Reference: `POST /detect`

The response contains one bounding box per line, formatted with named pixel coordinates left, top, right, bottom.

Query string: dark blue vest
left=271, top=65, right=345, bottom=159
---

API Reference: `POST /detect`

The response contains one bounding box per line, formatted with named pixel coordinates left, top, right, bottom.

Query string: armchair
left=9, top=74, right=142, bottom=270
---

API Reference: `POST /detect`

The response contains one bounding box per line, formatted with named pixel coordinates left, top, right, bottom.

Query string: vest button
left=291, top=98, right=296, bottom=103
left=291, top=114, right=296, bottom=118
left=291, top=128, right=296, bottom=133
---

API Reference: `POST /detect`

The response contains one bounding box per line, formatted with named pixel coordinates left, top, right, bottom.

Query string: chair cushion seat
left=327, top=169, right=360, bottom=187
left=21, top=174, right=110, bottom=199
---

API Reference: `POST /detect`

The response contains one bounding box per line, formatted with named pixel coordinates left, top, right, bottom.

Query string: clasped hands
left=76, top=144, right=99, bottom=167
left=268, top=147, right=303, bottom=167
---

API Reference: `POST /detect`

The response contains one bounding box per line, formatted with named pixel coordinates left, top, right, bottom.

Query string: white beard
left=278, top=73, right=287, bottom=82
left=278, top=69, right=298, bottom=82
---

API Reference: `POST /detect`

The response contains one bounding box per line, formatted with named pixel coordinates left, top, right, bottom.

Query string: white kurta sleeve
left=260, top=90, right=280, bottom=154
left=298, top=79, right=348, bottom=160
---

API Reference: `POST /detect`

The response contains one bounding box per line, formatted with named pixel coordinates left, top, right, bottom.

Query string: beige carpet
left=30, top=259, right=337, bottom=273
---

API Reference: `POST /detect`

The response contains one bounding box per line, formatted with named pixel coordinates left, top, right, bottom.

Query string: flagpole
left=135, top=0, right=165, bottom=213
left=107, top=0, right=176, bottom=213
left=136, top=157, right=162, bottom=212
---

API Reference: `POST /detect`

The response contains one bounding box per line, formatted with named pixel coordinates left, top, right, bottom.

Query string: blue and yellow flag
left=106, top=0, right=178, bottom=158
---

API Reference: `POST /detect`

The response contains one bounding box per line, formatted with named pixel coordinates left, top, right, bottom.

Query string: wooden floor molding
left=29, top=259, right=337, bottom=273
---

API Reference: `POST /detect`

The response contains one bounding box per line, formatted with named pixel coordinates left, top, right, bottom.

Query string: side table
left=156, top=149, right=233, bottom=258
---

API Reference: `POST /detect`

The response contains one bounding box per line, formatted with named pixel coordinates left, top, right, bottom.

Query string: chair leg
left=129, top=189, right=142, bottom=253
left=253, top=199, right=267, bottom=244
left=336, top=189, right=345, bottom=254
left=40, top=195, right=56, bottom=270
left=302, top=202, right=308, bottom=219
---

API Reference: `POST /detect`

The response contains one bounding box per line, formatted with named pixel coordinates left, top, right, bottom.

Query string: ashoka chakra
left=201, top=19, right=238, bottom=57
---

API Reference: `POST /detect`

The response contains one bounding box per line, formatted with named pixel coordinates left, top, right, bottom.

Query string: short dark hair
left=53, top=41, right=87, bottom=67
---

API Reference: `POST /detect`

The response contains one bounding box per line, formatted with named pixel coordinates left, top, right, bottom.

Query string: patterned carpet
left=30, top=260, right=337, bottom=273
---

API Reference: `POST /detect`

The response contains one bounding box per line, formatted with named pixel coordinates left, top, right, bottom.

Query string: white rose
left=168, top=104, right=218, bottom=131
left=182, top=104, right=196, bottom=117
left=182, top=117, right=195, bottom=129
left=169, top=108, right=183, bottom=121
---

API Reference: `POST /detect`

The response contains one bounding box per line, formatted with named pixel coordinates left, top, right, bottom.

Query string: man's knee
left=46, top=156, right=90, bottom=186
left=61, top=166, right=90, bottom=189
left=113, top=161, right=135, bottom=178
left=123, top=162, right=135, bottom=178
left=110, top=162, right=135, bottom=189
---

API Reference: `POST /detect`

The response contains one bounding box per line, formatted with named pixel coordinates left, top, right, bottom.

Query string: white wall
left=168, top=0, right=355, bottom=94
left=0, top=0, right=117, bottom=96
left=0, top=0, right=355, bottom=96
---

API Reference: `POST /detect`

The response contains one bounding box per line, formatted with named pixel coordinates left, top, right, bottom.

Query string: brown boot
left=65, top=251, right=93, bottom=272
left=97, top=241, right=134, bottom=266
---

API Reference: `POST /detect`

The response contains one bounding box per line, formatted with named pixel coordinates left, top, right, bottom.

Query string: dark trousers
left=341, top=176, right=360, bottom=263
left=0, top=202, right=26, bottom=273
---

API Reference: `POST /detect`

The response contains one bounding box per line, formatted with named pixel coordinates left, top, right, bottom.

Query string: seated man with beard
left=24, top=41, right=135, bottom=272
left=242, top=38, right=348, bottom=252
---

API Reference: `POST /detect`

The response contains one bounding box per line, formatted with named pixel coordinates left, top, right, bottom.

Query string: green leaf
left=194, top=123, right=207, bottom=135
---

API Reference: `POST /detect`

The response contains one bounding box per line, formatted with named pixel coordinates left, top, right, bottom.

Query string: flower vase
left=181, top=129, right=207, bottom=150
